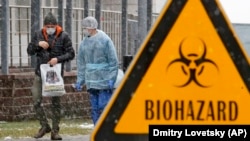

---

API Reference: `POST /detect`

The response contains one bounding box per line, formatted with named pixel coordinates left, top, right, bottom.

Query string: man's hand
left=48, top=58, right=58, bottom=66
left=39, top=41, right=49, bottom=49
left=74, top=82, right=82, bottom=92
left=108, top=80, right=114, bottom=89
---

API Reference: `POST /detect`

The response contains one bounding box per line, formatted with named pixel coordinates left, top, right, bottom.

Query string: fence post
left=138, top=0, right=147, bottom=48
left=1, top=0, right=10, bottom=74
left=127, top=20, right=139, bottom=55
left=65, top=0, right=72, bottom=72
left=121, top=0, right=128, bottom=69
left=95, top=0, right=101, bottom=29
left=147, top=0, right=152, bottom=31
left=30, top=0, right=41, bottom=68
left=58, top=0, right=63, bottom=27
left=84, top=0, right=89, bottom=17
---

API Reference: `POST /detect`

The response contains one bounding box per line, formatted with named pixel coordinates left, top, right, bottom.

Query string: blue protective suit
left=76, top=30, right=119, bottom=90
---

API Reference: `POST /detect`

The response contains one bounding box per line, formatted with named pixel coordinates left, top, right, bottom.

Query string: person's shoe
left=34, top=126, right=51, bottom=138
left=51, top=130, right=62, bottom=140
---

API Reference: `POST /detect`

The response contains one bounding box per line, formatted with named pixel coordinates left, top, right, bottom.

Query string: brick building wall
left=0, top=69, right=91, bottom=121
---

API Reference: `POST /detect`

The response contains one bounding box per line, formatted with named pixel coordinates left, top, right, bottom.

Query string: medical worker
left=75, top=16, right=119, bottom=125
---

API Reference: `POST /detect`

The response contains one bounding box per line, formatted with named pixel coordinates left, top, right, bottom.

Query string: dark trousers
left=31, top=76, right=61, bottom=130
left=87, top=89, right=112, bottom=125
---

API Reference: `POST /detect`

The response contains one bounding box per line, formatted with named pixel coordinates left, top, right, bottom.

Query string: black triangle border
left=201, top=0, right=250, bottom=91
left=94, top=0, right=250, bottom=140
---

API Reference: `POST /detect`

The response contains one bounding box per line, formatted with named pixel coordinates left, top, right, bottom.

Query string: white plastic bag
left=114, top=69, right=124, bottom=88
left=40, top=63, right=66, bottom=96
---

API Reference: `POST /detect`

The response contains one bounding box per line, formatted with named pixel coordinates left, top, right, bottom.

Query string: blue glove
left=108, top=80, right=114, bottom=89
left=75, top=82, right=82, bottom=92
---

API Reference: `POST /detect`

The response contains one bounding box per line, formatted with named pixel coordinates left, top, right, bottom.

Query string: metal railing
left=0, top=6, right=123, bottom=69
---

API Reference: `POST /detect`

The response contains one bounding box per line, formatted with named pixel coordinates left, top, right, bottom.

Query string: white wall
left=100, top=0, right=169, bottom=15
left=153, top=0, right=168, bottom=13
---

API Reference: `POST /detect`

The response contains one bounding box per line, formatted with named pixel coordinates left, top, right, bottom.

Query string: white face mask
left=46, top=28, right=56, bottom=35
left=83, top=29, right=91, bottom=37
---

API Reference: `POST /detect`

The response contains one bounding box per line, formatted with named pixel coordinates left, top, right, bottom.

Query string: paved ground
left=3, top=134, right=90, bottom=141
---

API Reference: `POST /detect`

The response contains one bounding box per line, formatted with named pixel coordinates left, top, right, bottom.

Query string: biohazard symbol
left=166, top=37, right=219, bottom=87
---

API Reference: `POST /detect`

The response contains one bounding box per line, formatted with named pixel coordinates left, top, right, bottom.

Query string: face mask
left=46, top=28, right=56, bottom=35
left=83, top=29, right=91, bottom=37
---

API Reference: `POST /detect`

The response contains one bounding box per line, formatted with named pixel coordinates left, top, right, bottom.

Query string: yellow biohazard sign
left=92, top=0, right=250, bottom=140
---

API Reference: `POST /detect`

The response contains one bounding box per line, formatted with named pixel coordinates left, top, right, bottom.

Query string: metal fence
left=0, top=6, right=123, bottom=69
